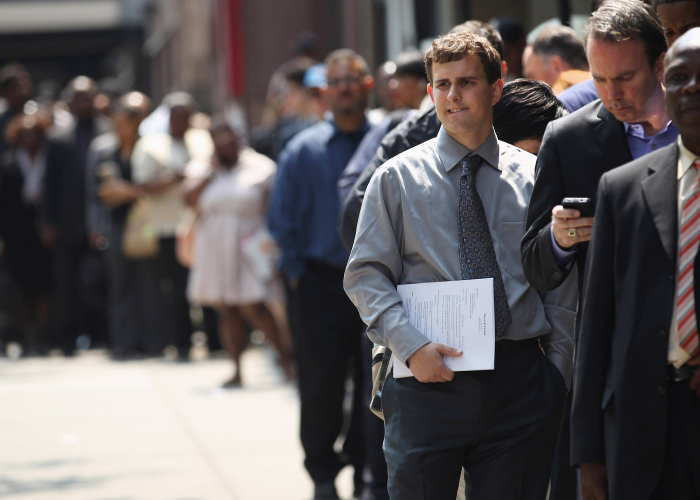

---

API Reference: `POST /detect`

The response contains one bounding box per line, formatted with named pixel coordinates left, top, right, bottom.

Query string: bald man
left=573, top=28, right=700, bottom=500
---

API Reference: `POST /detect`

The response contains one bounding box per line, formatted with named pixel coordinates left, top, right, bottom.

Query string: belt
left=667, top=363, right=699, bottom=382
left=495, top=337, right=540, bottom=356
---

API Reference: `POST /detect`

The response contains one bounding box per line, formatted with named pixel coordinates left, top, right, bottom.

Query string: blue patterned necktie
left=458, top=155, right=512, bottom=338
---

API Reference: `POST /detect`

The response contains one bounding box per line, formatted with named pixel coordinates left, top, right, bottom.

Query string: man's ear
left=491, top=78, right=504, bottom=105
left=363, top=75, right=375, bottom=92
left=655, top=51, right=666, bottom=83
left=427, top=83, right=434, bottom=102
left=549, top=55, right=567, bottom=73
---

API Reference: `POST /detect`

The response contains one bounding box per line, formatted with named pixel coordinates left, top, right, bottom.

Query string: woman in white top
left=185, top=119, right=293, bottom=387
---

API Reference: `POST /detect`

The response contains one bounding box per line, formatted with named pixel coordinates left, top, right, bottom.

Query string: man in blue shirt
left=268, top=48, right=374, bottom=500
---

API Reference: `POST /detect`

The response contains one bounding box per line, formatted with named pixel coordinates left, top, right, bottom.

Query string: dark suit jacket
left=571, top=143, right=695, bottom=499
left=522, top=100, right=633, bottom=293
left=44, top=118, right=110, bottom=246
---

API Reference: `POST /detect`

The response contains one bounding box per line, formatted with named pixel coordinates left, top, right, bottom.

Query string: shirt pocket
left=497, top=221, right=528, bottom=281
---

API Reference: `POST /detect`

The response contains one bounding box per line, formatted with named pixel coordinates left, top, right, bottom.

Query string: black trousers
left=154, top=237, right=192, bottom=357
left=649, top=378, right=700, bottom=499
left=383, top=342, right=567, bottom=500
left=105, top=223, right=163, bottom=354
left=297, top=261, right=365, bottom=485
left=550, top=391, right=577, bottom=500
left=52, top=240, right=86, bottom=352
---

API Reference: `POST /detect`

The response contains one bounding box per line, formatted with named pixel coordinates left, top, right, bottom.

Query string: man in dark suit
left=573, top=28, right=700, bottom=500
left=523, top=0, right=676, bottom=294
left=521, top=2, right=677, bottom=499
left=43, top=76, right=111, bottom=355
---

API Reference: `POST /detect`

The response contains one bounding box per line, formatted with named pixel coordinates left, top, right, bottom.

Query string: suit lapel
left=593, top=104, right=633, bottom=170
left=641, top=146, right=679, bottom=264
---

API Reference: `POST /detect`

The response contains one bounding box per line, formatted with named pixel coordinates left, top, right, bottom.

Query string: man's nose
left=685, top=72, right=700, bottom=93
left=606, top=82, right=623, bottom=101
left=447, top=83, right=460, bottom=101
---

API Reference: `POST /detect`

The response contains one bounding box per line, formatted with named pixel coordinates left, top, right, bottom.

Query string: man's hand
left=407, top=343, right=462, bottom=383
left=688, top=356, right=700, bottom=397
left=552, top=205, right=595, bottom=249
left=580, top=463, right=608, bottom=500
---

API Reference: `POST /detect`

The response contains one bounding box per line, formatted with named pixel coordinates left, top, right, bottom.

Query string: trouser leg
left=52, top=243, right=84, bottom=353
left=649, top=379, right=700, bottom=500
left=297, top=262, right=363, bottom=484
left=549, top=391, right=578, bottom=500
left=156, top=237, right=192, bottom=357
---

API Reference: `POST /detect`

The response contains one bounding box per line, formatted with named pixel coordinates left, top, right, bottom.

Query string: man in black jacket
left=521, top=3, right=677, bottom=499
left=44, top=76, right=111, bottom=355
left=573, top=28, right=700, bottom=500
left=521, top=0, right=675, bottom=294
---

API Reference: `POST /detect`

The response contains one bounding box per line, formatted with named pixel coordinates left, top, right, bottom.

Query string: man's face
left=325, top=59, right=372, bottom=115
left=657, top=1, right=700, bottom=48
left=664, top=29, right=700, bottom=141
left=587, top=38, right=664, bottom=124
left=388, top=74, right=426, bottom=109
left=428, top=55, right=502, bottom=141
left=169, top=107, right=191, bottom=139
left=212, top=129, right=239, bottom=166
left=71, top=90, right=95, bottom=120
left=522, top=47, right=559, bottom=87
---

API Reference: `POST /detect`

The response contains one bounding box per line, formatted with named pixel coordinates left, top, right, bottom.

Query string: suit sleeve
left=571, top=173, right=615, bottom=466
left=522, top=122, right=575, bottom=292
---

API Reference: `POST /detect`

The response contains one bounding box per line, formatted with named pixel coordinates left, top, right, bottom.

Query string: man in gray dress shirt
left=344, top=31, right=578, bottom=499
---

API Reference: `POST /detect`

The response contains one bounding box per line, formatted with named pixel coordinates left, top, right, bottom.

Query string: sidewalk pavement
left=0, top=347, right=354, bottom=500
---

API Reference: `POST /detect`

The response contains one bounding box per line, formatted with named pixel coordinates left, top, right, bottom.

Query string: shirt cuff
left=550, top=227, right=576, bottom=267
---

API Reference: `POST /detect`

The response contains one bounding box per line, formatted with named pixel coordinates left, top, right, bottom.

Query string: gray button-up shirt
left=344, top=127, right=578, bottom=387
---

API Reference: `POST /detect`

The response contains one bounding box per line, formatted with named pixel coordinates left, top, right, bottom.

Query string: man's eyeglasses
left=327, top=76, right=363, bottom=88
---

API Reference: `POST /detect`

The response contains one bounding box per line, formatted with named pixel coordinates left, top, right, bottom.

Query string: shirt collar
left=623, top=120, right=674, bottom=140
left=436, top=126, right=500, bottom=173
left=678, top=135, right=699, bottom=180
left=327, top=114, right=371, bottom=142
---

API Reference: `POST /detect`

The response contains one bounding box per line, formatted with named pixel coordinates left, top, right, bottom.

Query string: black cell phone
left=562, top=197, right=594, bottom=217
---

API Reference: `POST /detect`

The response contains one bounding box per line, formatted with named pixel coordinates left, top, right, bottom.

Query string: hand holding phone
left=551, top=197, right=595, bottom=249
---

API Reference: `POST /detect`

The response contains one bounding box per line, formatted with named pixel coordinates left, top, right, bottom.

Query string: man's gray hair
left=532, top=26, right=588, bottom=71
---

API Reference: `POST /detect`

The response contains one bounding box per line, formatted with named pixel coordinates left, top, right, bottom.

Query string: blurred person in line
left=271, top=61, right=319, bottom=160
left=263, top=32, right=319, bottom=128
left=0, top=110, right=53, bottom=355
left=521, top=2, right=675, bottom=499
left=268, top=48, right=374, bottom=500
left=556, top=0, right=610, bottom=113
left=573, top=28, right=700, bottom=500
left=523, top=26, right=590, bottom=95
left=655, top=0, right=700, bottom=46
left=184, top=119, right=294, bottom=386
left=388, top=51, right=429, bottom=110
left=130, top=92, right=213, bottom=361
left=344, top=30, right=577, bottom=499
left=338, top=19, right=507, bottom=251
left=0, top=64, right=33, bottom=157
left=43, top=76, right=112, bottom=355
left=86, top=92, right=164, bottom=359
left=374, top=60, right=399, bottom=114
left=337, top=51, right=428, bottom=204
left=489, top=17, right=527, bottom=79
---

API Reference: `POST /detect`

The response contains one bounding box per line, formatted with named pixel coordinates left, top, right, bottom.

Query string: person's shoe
left=313, top=480, right=339, bottom=499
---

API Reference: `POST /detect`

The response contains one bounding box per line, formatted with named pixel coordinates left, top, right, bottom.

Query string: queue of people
left=3, top=0, right=700, bottom=499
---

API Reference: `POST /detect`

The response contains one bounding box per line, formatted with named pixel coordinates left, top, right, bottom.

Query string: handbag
left=122, top=198, right=159, bottom=259
left=370, top=345, right=393, bottom=420
left=176, top=209, right=198, bottom=268
left=240, top=228, right=280, bottom=281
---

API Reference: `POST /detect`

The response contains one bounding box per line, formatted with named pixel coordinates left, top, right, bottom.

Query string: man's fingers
left=560, top=216, right=595, bottom=228
left=552, top=205, right=579, bottom=219
left=434, top=343, right=463, bottom=357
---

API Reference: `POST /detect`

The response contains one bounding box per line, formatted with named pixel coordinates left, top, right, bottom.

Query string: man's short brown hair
left=324, top=48, right=370, bottom=76
left=424, top=31, right=502, bottom=85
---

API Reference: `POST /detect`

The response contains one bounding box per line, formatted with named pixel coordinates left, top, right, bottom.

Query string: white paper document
left=393, top=278, right=495, bottom=378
